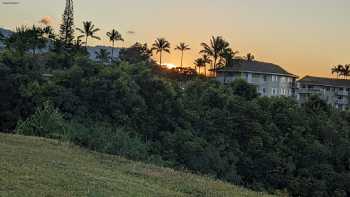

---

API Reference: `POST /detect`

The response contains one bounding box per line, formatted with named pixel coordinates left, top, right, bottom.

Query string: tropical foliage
left=1, top=16, right=350, bottom=197
left=332, top=64, right=350, bottom=79
left=76, top=21, right=100, bottom=47
left=106, top=29, right=124, bottom=61
left=60, top=0, right=74, bottom=45
left=175, top=42, right=190, bottom=67
left=200, top=36, right=230, bottom=71
left=151, top=38, right=171, bottom=66
left=95, top=48, right=110, bottom=64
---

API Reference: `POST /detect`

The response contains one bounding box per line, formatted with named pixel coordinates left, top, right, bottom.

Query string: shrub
left=66, top=122, right=148, bottom=161
left=16, top=101, right=67, bottom=139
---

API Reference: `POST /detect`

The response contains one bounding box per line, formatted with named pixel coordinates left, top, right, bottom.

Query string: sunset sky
left=0, top=0, right=349, bottom=77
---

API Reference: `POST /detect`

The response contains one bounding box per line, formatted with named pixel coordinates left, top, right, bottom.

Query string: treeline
left=1, top=32, right=350, bottom=197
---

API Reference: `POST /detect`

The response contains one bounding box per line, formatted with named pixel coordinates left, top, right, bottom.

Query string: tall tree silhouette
left=106, top=29, right=124, bottom=61
left=202, top=55, right=212, bottom=77
left=343, top=65, right=350, bottom=79
left=76, top=21, right=100, bottom=47
left=151, top=38, right=170, bottom=66
left=200, top=36, right=229, bottom=72
left=332, top=65, right=341, bottom=79
left=60, top=0, right=74, bottom=45
left=221, top=48, right=239, bottom=67
left=175, top=42, right=190, bottom=67
left=332, top=65, right=345, bottom=79
left=194, top=58, right=206, bottom=75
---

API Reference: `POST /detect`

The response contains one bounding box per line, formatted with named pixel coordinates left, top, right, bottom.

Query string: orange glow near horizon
left=163, top=63, right=177, bottom=69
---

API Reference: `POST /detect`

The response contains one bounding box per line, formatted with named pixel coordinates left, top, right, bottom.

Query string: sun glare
left=164, top=63, right=177, bottom=69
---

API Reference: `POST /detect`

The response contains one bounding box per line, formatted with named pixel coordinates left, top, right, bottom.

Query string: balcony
left=297, top=88, right=322, bottom=95
left=335, top=99, right=349, bottom=105
left=336, top=91, right=349, bottom=96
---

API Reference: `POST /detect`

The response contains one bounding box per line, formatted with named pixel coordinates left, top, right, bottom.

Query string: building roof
left=216, top=60, right=298, bottom=78
left=298, top=76, right=350, bottom=87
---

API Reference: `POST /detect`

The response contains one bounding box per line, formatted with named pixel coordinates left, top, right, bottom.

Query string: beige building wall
left=217, top=72, right=296, bottom=97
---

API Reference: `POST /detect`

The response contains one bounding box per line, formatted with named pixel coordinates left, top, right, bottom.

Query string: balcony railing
left=335, top=99, right=348, bottom=105
left=336, top=91, right=349, bottom=96
left=297, top=88, right=322, bottom=94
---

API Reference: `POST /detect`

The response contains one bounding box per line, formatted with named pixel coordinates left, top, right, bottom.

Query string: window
left=263, top=88, right=266, bottom=93
left=272, top=88, right=277, bottom=95
left=264, top=75, right=268, bottom=81
left=272, top=76, right=278, bottom=82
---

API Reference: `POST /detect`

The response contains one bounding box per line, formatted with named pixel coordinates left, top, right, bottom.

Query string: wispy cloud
left=39, top=16, right=55, bottom=26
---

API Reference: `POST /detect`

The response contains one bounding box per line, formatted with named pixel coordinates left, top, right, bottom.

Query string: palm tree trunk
left=204, top=65, right=207, bottom=77
left=111, top=41, right=114, bottom=62
left=213, top=58, right=217, bottom=77
left=85, top=36, right=88, bottom=48
left=159, top=51, right=162, bottom=66
left=181, top=51, right=184, bottom=67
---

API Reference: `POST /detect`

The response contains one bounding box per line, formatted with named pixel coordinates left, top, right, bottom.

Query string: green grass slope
left=0, top=134, right=276, bottom=197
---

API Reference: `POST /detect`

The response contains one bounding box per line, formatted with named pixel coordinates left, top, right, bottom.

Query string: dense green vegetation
left=1, top=25, right=350, bottom=197
left=0, top=133, right=275, bottom=197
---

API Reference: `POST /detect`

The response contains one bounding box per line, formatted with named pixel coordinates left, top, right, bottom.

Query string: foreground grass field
left=0, top=134, right=276, bottom=197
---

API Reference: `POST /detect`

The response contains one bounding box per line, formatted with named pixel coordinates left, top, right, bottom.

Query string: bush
left=16, top=101, right=67, bottom=139
left=67, top=122, right=148, bottom=160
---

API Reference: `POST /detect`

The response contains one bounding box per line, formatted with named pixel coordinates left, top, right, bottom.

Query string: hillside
left=0, top=133, right=275, bottom=197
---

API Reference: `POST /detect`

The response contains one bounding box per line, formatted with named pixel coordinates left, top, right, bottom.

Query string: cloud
left=39, top=16, right=55, bottom=26
left=126, top=30, right=135, bottom=35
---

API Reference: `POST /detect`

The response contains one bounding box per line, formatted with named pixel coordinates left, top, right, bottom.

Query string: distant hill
left=0, top=27, right=13, bottom=49
left=0, top=133, right=275, bottom=197
left=0, top=27, right=13, bottom=37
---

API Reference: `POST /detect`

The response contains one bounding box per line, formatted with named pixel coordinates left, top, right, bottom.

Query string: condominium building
left=297, top=76, right=350, bottom=110
left=215, top=60, right=298, bottom=97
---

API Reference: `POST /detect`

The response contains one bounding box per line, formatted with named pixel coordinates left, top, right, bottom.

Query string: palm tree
left=151, top=38, right=171, bottom=66
left=202, top=54, right=212, bottom=77
left=343, top=64, right=350, bottom=79
left=245, top=53, right=255, bottom=61
left=106, top=29, right=124, bottom=61
left=194, top=58, right=206, bottom=75
left=175, top=42, right=190, bottom=67
left=200, top=36, right=230, bottom=72
left=332, top=65, right=341, bottom=79
left=76, top=21, right=100, bottom=47
left=95, top=48, right=110, bottom=64
left=332, top=65, right=345, bottom=79
left=221, top=48, right=239, bottom=67
left=331, top=66, right=338, bottom=78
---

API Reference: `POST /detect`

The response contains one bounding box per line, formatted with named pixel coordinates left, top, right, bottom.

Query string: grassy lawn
left=0, top=133, right=276, bottom=197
